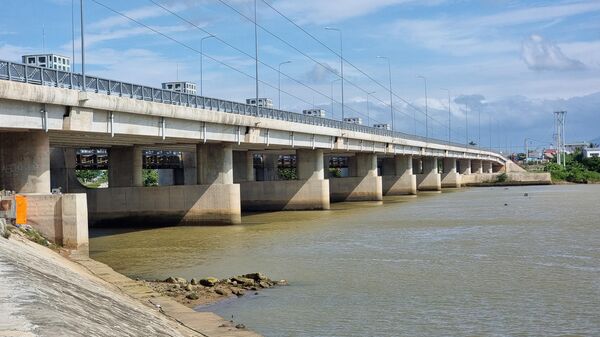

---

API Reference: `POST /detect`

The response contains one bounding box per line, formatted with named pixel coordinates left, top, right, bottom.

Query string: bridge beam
left=441, top=157, right=461, bottom=188
left=416, top=157, right=442, bottom=191
left=238, top=149, right=330, bottom=211
left=0, top=131, right=50, bottom=193
left=329, top=153, right=382, bottom=202
left=381, top=155, right=417, bottom=195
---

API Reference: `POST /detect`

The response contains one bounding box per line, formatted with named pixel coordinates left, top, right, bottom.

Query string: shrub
left=496, top=173, right=508, bottom=183
left=278, top=168, right=297, bottom=180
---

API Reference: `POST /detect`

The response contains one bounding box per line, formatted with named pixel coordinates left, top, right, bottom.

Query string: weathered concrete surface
left=505, top=160, right=527, bottom=173
left=461, top=172, right=552, bottom=186
left=23, top=193, right=89, bottom=248
left=329, top=176, right=383, bottom=202
left=381, top=155, right=417, bottom=195
left=416, top=157, right=442, bottom=191
left=0, top=131, right=50, bottom=193
left=441, top=158, right=461, bottom=188
left=240, top=179, right=330, bottom=211
left=86, top=184, right=241, bottom=226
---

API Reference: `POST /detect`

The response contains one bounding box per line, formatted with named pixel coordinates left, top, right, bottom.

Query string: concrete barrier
left=461, top=172, right=552, bottom=186
left=24, top=193, right=88, bottom=249
left=441, top=172, right=461, bottom=188
left=86, top=184, right=241, bottom=226
left=240, top=179, right=329, bottom=211
left=329, top=176, right=382, bottom=202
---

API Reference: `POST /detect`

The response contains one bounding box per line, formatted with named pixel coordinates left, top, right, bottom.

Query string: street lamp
left=377, top=56, right=394, bottom=131
left=464, top=103, right=469, bottom=147
left=366, top=91, right=375, bottom=126
left=417, top=75, right=428, bottom=140
left=331, top=78, right=341, bottom=119
left=278, top=60, right=291, bottom=109
left=200, top=34, right=215, bottom=97
left=80, top=0, right=85, bottom=91
left=441, top=88, right=451, bottom=143
left=325, top=27, right=344, bottom=121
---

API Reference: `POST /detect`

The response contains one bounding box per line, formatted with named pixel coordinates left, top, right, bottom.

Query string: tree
left=143, top=169, right=159, bottom=186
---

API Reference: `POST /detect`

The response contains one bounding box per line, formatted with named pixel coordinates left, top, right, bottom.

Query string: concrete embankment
left=461, top=172, right=552, bottom=186
left=0, top=235, right=262, bottom=337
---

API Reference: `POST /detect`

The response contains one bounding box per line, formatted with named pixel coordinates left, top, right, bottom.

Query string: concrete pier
left=108, top=146, right=143, bottom=188
left=483, top=161, right=493, bottom=174
left=329, top=153, right=382, bottom=202
left=0, top=131, right=50, bottom=193
left=238, top=149, right=330, bottom=211
left=416, top=157, right=442, bottom=191
left=381, top=155, right=417, bottom=195
left=459, top=159, right=471, bottom=175
left=471, top=159, right=483, bottom=174
left=50, top=147, right=86, bottom=193
left=441, top=158, right=461, bottom=188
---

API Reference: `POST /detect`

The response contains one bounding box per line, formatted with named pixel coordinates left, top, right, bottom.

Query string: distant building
left=565, top=142, right=589, bottom=154
left=161, top=81, right=197, bottom=95
left=583, top=148, right=600, bottom=158
left=246, top=98, right=273, bottom=108
left=373, top=123, right=390, bottom=130
left=22, top=54, right=71, bottom=72
left=302, top=109, right=325, bottom=117
left=343, top=117, right=362, bottom=125
left=543, top=149, right=556, bottom=160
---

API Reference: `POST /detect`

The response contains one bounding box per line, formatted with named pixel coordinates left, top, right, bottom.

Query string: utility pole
left=278, top=60, right=291, bottom=109
left=80, top=0, right=85, bottom=92
left=325, top=27, right=344, bottom=121
left=464, top=103, right=469, bottom=146
left=254, top=0, right=259, bottom=114
left=554, top=111, right=567, bottom=167
left=441, top=88, right=451, bottom=143
left=200, top=34, right=215, bottom=97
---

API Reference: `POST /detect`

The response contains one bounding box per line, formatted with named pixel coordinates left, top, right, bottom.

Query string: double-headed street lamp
left=278, top=60, right=291, bottom=109
left=325, top=27, right=344, bottom=121
left=377, top=56, right=394, bottom=131
left=417, top=75, right=428, bottom=140
left=200, top=34, right=216, bottom=97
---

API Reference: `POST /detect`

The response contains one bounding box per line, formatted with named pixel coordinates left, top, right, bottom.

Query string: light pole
left=366, top=91, right=375, bottom=126
left=376, top=56, right=394, bottom=131
left=464, top=103, right=469, bottom=146
left=417, top=75, right=428, bottom=140
left=478, top=108, right=481, bottom=148
left=325, top=27, right=344, bottom=121
left=80, top=0, right=85, bottom=91
left=441, top=88, right=451, bottom=143
left=253, top=0, right=259, bottom=113
left=200, top=34, right=215, bottom=97
left=331, top=78, right=341, bottom=119
left=278, top=60, right=291, bottom=109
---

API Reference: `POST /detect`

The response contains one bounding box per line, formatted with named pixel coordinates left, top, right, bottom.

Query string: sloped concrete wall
left=240, top=179, right=329, bottom=211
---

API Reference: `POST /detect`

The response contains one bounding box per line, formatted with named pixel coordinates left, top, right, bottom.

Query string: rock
left=258, top=281, right=270, bottom=288
left=232, top=277, right=255, bottom=287
left=276, top=279, right=289, bottom=286
left=200, top=277, right=219, bottom=287
left=186, top=292, right=199, bottom=300
left=232, top=288, right=245, bottom=296
left=232, top=281, right=238, bottom=286
left=165, top=277, right=187, bottom=284
left=235, top=324, right=246, bottom=329
left=172, top=284, right=181, bottom=289
left=190, top=278, right=199, bottom=285
left=215, top=288, right=227, bottom=296
left=243, top=272, right=268, bottom=281
left=184, top=284, right=193, bottom=291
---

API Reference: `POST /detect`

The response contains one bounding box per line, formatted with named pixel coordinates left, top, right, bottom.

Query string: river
left=90, top=185, right=600, bottom=336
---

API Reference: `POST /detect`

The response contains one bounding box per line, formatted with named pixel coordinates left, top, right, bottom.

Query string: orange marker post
left=15, top=195, right=27, bottom=225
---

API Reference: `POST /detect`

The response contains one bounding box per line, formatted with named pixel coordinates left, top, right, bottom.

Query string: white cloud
left=521, top=34, right=585, bottom=71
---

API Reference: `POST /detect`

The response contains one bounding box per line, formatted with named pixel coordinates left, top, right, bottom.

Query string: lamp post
left=465, top=103, right=469, bottom=147
left=253, top=0, right=259, bottom=113
left=331, top=78, right=341, bottom=119
left=366, top=91, right=375, bottom=126
left=377, top=56, right=394, bottom=131
left=80, top=0, right=85, bottom=91
left=200, top=34, right=215, bottom=97
left=278, top=60, right=291, bottom=109
left=325, top=27, right=344, bottom=121
left=441, top=88, right=451, bottom=143
left=417, top=75, right=428, bottom=140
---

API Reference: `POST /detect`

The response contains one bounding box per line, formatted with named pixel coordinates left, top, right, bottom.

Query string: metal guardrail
left=0, top=59, right=500, bottom=157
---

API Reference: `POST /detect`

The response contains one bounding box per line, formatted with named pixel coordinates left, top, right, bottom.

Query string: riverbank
left=0, top=231, right=263, bottom=337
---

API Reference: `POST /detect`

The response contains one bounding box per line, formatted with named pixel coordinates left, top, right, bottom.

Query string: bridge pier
left=237, top=149, right=330, bottom=211
left=416, top=157, right=442, bottom=191
left=381, top=155, right=417, bottom=195
left=329, top=153, right=382, bottom=202
left=108, top=146, right=143, bottom=187
left=441, top=158, right=461, bottom=188
left=50, top=147, right=86, bottom=193
left=458, top=159, right=471, bottom=175
left=471, top=159, right=483, bottom=174
left=0, top=131, right=51, bottom=193
left=483, top=161, right=493, bottom=174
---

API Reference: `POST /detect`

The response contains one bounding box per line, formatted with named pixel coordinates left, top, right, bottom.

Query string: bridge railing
left=0, top=59, right=501, bottom=157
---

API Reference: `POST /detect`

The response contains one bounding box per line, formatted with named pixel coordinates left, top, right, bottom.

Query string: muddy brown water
left=90, top=185, right=600, bottom=337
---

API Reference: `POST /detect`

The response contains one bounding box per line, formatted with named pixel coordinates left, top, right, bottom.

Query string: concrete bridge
left=0, top=60, right=529, bottom=248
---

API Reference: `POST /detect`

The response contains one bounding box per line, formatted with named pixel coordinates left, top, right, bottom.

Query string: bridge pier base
left=0, top=131, right=51, bottom=193
left=471, top=159, right=483, bottom=174
left=441, top=158, right=461, bottom=188
left=483, top=161, right=493, bottom=174
left=458, top=159, right=471, bottom=175
left=416, top=157, right=442, bottom=191
left=329, top=153, right=382, bottom=202
left=381, top=155, right=417, bottom=195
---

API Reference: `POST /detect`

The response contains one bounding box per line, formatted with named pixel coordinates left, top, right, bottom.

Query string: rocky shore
left=142, top=273, right=288, bottom=308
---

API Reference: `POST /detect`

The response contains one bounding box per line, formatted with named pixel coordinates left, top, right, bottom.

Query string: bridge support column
left=441, top=158, right=461, bottom=188
left=382, top=155, right=417, bottom=195
left=239, top=149, right=330, bottom=211
left=0, top=131, right=50, bottom=193
left=50, top=147, right=86, bottom=193
left=233, top=151, right=255, bottom=182
left=472, top=159, right=483, bottom=174
left=416, top=157, right=441, bottom=191
left=329, top=153, right=382, bottom=202
left=483, top=161, right=493, bottom=174
left=108, top=146, right=143, bottom=187
left=458, top=159, right=471, bottom=175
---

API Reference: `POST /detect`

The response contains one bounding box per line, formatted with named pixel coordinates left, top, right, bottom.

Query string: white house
left=22, top=54, right=71, bottom=72
left=246, top=98, right=273, bottom=108
left=373, top=123, right=390, bottom=130
left=343, top=117, right=362, bottom=125
left=302, top=109, right=326, bottom=117
left=583, top=148, right=600, bottom=158
left=161, top=81, right=197, bottom=95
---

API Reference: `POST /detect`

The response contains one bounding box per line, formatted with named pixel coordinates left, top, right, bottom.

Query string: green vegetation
left=75, top=170, right=108, bottom=188
left=328, top=168, right=342, bottom=178
left=496, top=173, right=508, bottom=183
left=278, top=168, right=298, bottom=180
left=544, top=150, right=600, bottom=183
left=143, top=169, right=159, bottom=186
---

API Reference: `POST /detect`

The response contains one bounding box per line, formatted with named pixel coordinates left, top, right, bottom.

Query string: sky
left=1, top=0, right=599, bottom=153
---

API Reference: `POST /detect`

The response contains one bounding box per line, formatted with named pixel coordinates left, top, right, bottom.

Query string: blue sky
left=2, top=0, right=599, bottom=153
